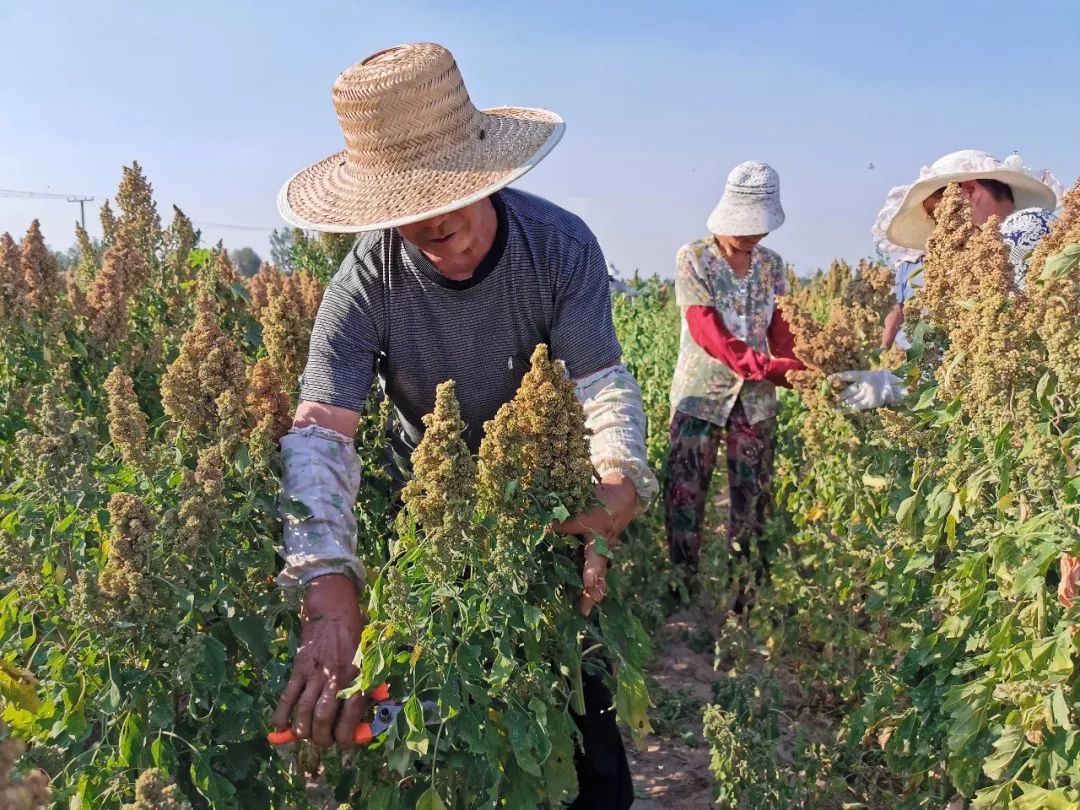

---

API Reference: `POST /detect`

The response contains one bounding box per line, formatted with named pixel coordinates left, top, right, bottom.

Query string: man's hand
left=554, top=473, right=637, bottom=616
left=1059, top=555, right=1080, bottom=609
left=271, top=574, right=369, bottom=748
left=577, top=537, right=609, bottom=617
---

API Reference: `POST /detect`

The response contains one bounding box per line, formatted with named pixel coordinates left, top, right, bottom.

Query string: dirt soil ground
left=626, top=608, right=721, bottom=810
left=625, top=601, right=843, bottom=809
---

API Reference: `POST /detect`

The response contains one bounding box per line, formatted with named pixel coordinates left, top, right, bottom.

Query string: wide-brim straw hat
left=706, top=161, right=785, bottom=237
left=885, top=149, right=1061, bottom=250
left=278, top=42, right=565, bottom=232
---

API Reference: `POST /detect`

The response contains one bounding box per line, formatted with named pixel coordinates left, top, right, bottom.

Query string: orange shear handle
left=267, top=682, right=391, bottom=746
left=353, top=722, right=375, bottom=745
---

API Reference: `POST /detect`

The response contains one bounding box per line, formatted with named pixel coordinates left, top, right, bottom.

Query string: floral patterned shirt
left=669, top=237, right=787, bottom=427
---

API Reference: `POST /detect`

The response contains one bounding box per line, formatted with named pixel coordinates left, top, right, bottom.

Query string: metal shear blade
left=368, top=700, right=438, bottom=737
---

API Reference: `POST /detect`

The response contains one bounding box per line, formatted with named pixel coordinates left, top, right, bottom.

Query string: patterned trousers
left=663, top=400, right=777, bottom=579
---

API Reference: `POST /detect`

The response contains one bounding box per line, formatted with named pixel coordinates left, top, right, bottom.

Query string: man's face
left=962, top=180, right=1013, bottom=226
left=921, top=182, right=1012, bottom=227
left=396, top=200, right=489, bottom=259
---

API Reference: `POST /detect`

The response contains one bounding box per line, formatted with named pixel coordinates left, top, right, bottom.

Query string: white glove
left=828, top=369, right=908, bottom=412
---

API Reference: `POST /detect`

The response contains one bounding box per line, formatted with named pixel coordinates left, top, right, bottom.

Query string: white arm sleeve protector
left=574, top=364, right=659, bottom=514
left=277, top=424, right=365, bottom=590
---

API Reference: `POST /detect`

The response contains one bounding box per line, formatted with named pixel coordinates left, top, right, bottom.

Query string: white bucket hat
left=706, top=161, right=785, bottom=237
left=277, top=42, right=564, bottom=232
left=883, top=149, right=1061, bottom=250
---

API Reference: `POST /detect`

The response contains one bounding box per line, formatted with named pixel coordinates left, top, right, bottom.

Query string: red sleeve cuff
left=767, top=307, right=800, bottom=360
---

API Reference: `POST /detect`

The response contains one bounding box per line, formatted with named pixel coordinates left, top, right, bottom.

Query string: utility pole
left=66, top=196, right=93, bottom=229
left=0, top=188, right=96, bottom=228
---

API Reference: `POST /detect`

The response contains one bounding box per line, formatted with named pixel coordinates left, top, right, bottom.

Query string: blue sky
left=1, top=0, right=1077, bottom=277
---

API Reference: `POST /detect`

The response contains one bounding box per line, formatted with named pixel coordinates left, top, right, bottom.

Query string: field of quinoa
left=2, top=164, right=1080, bottom=809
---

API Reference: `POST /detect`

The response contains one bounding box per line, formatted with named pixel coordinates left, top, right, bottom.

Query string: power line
left=0, top=187, right=95, bottom=228
left=191, top=219, right=280, bottom=232
left=2, top=188, right=281, bottom=234
left=0, top=188, right=89, bottom=200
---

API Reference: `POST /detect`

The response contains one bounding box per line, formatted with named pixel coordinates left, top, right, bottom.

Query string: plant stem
left=570, top=633, right=586, bottom=716
left=1037, top=582, right=1047, bottom=638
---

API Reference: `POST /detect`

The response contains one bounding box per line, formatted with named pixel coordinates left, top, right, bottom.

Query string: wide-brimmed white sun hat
left=884, top=149, right=1061, bottom=250
left=706, top=161, right=785, bottom=237
left=277, top=42, right=565, bottom=232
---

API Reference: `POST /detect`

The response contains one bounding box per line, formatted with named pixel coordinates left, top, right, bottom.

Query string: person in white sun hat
left=836, top=149, right=1062, bottom=411
left=665, top=161, right=805, bottom=611
left=270, top=42, right=655, bottom=808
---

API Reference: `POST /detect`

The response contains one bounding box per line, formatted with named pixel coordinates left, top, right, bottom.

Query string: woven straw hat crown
left=278, top=42, right=564, bottom=232
left=336, top=44, right=482, bottom=172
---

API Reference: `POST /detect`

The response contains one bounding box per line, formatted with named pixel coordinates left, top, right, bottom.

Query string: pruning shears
left=267, top=683, right=437, bottom=746
left=358, top=696, right=438, bottom=744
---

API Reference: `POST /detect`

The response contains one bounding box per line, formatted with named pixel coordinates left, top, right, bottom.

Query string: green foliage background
left=1, top=165, right=1079, bottom=810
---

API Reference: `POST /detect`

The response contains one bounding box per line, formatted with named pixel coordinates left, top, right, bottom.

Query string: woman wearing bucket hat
left=833, top=149, right=1062, bottom=412
left=269, top=42, right=655, bottom=808
left=665, top=161, right=804, bottom=610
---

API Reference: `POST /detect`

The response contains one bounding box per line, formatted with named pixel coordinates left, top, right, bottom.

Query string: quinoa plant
left=0, top=165, right=385, bottom=808
left=346, top=346, right=652, bottom=809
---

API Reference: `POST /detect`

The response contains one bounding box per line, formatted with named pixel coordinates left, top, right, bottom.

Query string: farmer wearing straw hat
left=833, top=149, right=1061, bottom=411
left=268, top=43, right=655, bottom=807
left=665, top=161, right=804, bottom=611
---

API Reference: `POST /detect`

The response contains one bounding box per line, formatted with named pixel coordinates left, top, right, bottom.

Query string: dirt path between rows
left=625, top=602, right=845, bottom=809
left=626, top=609, right=721, bottom=810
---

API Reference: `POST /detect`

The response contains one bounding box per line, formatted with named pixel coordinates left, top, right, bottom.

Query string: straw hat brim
left=886, top=169, right=1058, bottom=250
left=278, top=107, right=564, bottom=232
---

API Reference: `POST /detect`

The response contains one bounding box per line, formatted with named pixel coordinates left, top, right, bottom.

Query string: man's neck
left=993, top=201, right=1017, bottom=220
left=425, top=199, right=499, bottom=282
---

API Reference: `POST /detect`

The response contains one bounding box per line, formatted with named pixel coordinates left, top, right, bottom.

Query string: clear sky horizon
left=2, top=0, right=1078, bottom=278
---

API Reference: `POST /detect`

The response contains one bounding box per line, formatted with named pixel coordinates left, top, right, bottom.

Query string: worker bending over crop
left=268, top=43, right=657, bottom=809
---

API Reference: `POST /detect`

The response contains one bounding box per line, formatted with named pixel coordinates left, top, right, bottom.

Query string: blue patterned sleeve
left=1000, top=208, right=1054, bottom=281
left=549, top=229, right=624, bottom=378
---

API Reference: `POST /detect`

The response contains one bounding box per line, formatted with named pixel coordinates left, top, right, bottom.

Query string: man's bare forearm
left=881, top=303, right=904, bottom=350
left=302, top=574, right=360, bottom=619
